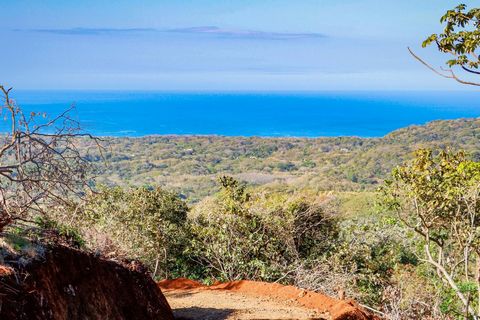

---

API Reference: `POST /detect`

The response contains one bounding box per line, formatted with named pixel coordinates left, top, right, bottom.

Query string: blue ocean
left=11, top=91, right=480, bottom=137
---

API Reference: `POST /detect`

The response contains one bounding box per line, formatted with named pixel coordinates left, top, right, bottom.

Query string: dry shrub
left=380, top=267, right=449, bottom=320
left=292, top=260, right=356, bottom=299
left=0, top=86, right=102, bottom=231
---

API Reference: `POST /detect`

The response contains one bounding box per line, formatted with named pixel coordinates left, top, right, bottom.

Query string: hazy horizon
left=2, top=1, right=480, bottom=91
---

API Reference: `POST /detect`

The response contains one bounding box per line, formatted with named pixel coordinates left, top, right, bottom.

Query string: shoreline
left=82, top=117, right=480, bottom=140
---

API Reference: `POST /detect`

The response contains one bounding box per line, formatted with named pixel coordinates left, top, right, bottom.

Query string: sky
left=1, top=0, right=478, bottom=91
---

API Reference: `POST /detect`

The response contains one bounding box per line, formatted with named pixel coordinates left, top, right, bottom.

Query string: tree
left=0, top=86, right=101, bottom=231
left=409, top=4, right=480, bottom=86
left=384, top=149, right=480, bottom=318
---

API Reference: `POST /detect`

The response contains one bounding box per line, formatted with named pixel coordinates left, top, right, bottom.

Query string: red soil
left=0, top=265, right=14, bottom=276
left=160, top=277, right=205, bottom=290
left=0, top=245, right=174, bottom=320
left=159, top=278, right=380, bottom=320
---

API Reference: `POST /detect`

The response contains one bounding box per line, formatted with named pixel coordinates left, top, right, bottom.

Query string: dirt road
left=158, top=279, right=378, bottom=320
left=165, top=288, right=325, bottom=320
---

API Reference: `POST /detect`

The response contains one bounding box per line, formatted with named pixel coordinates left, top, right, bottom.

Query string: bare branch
left=407, top=47, right=480, bottom=86
left=462, top=66, right=480, bottom=75
left=0, top=86, right=103, bottom=231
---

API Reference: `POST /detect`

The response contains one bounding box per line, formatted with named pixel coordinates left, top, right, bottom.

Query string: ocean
left=10, top=91, right=480, bottom=138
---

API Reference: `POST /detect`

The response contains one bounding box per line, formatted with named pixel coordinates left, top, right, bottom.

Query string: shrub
left=35, top=216, right=86, bottom=248
left=187, top=176, right=338, bottom=282
left=82, top=185, right=190, bottom=278
left=188, top=177, right=285, bottom=281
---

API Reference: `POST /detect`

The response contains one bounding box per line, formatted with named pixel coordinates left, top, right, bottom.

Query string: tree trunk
left=153, top=255, right=160, bottom=279
left=477, top=255, right=480, bottom=318
left=425, top=244, right=477, bottom=318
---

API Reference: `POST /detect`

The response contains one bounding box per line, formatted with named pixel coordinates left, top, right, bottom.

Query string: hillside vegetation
left=94, top=118, right=480, bottom=201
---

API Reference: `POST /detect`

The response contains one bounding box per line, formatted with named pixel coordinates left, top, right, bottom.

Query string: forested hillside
left=94, top=118, right=480, bottom=201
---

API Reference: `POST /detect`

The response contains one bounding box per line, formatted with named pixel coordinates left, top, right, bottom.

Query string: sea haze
left=10, top=91, right=480, bottom=138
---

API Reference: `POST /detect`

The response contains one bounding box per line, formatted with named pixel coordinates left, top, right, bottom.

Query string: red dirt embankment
left=159, top=278, right=380, bottom=320
left=0, top=245, right=174, bottom=320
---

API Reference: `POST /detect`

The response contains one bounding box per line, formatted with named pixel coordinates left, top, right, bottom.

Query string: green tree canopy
left=411, top=4, right=480, bottom=86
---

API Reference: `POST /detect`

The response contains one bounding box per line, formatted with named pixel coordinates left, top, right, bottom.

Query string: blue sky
left=1, top=1, right=477, bottom=90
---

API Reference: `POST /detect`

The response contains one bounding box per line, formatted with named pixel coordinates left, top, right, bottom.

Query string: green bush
left=187, top=176, right=338, bottom=282
left=83, top=185, right=190, bottom=278
left=35, top=216, right=86, bottom=248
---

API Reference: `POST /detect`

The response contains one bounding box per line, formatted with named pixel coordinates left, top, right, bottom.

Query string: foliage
left=410, top=4, right=480, bottom=86
left=187, top=176, right=338, bottom=282
left=188, top=176, right=288, bottom=281
left=83, top=185, right=190, bottom=278
left=90, top=118, right=480, bottom=202
left=384, top=149, right=480, bottom=318
left=324, top=200, right=418, bottom=307
left=35, top=216, right=86, bottom=248
left=423, top=4, right=480, bottom=71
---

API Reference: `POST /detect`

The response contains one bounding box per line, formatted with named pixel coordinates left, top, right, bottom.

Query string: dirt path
left=158, top=279, right=379, bottom=320
left=164, top=289, right=326, bottom=320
